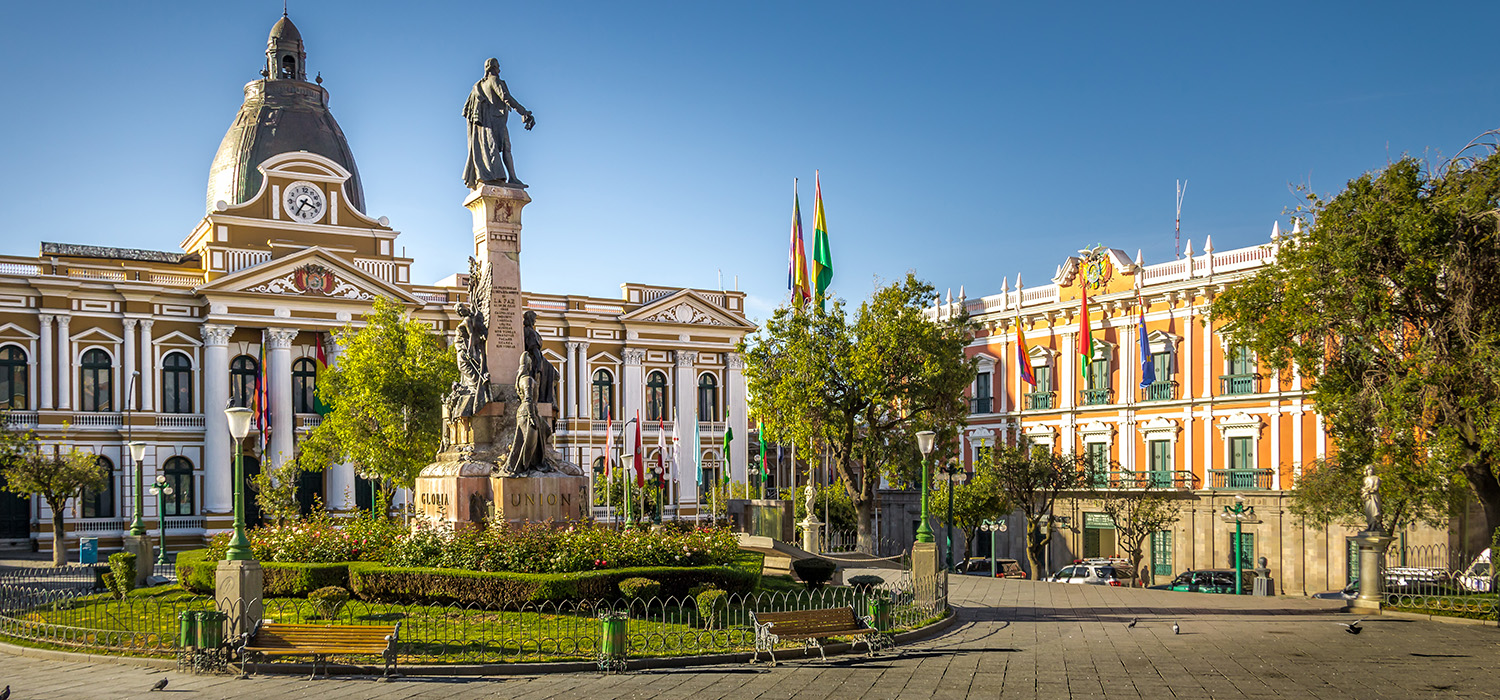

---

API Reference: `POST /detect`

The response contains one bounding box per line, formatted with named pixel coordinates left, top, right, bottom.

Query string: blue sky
left=2, top=2, right=1497, bottom=321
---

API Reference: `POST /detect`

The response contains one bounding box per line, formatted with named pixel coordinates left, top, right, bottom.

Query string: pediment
left=196, top=247, right=423, bottom=305
left=622, top=290, right=754, bottom=330
left=152, top=330, right=202, bottom=348
left=0, top=322, right=39, bottom=341
left=70, top=327, right=123, bottom=344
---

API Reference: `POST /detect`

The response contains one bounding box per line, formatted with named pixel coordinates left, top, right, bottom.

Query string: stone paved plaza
left=1, top=574, right=1496, bottom=699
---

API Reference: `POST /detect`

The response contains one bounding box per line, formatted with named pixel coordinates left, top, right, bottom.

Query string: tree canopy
left=0, top=418, right=108, bottom=566
left=1212, top=142, right=1500, bottom=538
left=741, top=274, right=974, bottom=549
left=991, top=441, right=1090, bottom=578
left=295, top=296, right=456, bottom=516
left=927, top=453, right=1011, bottom=560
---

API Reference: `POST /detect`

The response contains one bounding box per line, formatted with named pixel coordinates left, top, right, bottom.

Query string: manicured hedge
left=174, top=549, right=349, bottom=596
left=347, top=561, right=758, bottom=608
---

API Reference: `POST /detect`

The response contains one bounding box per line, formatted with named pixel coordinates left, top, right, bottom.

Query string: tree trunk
left=855, top=498, right=874, bottom=554
left=1463, top=459, right=1500, bottom=540
left=1026, top=522, right=1049, bottom=580
left=49, top=499, right=66, bottom=567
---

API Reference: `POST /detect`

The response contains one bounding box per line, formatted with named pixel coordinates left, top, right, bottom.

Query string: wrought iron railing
left=1079, top=388, right=1113, bottom=406
left=1378, top=544, right=1495, bottom=620
left=1087, top=470, right=1198, bottom=490
left=1142, top=380, right=1178, bottom=401
left=0, top=571, right=948, bottom=662
left=970, top=397, right=992, bottom=414
left=805, top=528, right=907, bottom=558
left=1218, top=374, right=1261, bottom=395
left=1207, top=468, right=1272, bottom=490
left=1025, top=391, right=1055, bottom=410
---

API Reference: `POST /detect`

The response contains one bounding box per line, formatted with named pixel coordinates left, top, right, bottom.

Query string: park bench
left=238, top=621, right=401, bottom=679
left=750, top=606, right=893, bottom=664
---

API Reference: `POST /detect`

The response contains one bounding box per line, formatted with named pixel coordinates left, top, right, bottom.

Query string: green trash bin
left=196, top=610, right=228, bottom=649
left=598, top=610, right=629, bottom=673
left=177, top=610, right=197, bottom=648
left=867, top=597, right=893, bottom=632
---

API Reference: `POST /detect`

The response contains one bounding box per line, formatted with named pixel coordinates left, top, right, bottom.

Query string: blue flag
left=1138, top=301, right=1156, bottom=388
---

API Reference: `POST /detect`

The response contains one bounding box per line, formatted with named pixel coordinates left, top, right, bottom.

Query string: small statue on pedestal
left=462, top=57, right=535, bottom=188
left=1361, top=464, right=1382, bottom=533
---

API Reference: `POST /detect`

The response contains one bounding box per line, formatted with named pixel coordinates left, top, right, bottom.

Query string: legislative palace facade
left=0, top=15, right=753, bottom=556
left=951, top=235, right=1477, bottom=595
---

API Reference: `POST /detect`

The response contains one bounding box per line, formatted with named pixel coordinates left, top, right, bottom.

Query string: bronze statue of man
left=463, top=57, right=535, bottom=188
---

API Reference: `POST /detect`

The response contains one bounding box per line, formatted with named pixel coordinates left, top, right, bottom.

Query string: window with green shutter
left=1087, top=442, right=1108, bottom=487
left=1228, top=532, right=1255, bottom=570
left=1151, top=530, right=1173, bottom=577
left=1034, top=365, right=1052, bottom=392
left=1149, top=440, right=1172, bottom=487
left=1229, top=345, right=1256, bottom=375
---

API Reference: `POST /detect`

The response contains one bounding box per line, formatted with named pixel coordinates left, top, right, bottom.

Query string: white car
left=1048, top=559, right=1137, bottom=587
left=1458, top=548, right=1492, bottom=593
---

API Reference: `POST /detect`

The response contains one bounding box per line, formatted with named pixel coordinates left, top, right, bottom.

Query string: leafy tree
left=1286, top=457, right=1460, bottom=534
left=991, top=441, right=1090, bottom=578
left=926, top=453, right=1011, bottom=560
left=0, top=422, right=108, bottom=566
left=294, top=296, right=457, bottom=518
left=1212, top=142, right=1500, bottom=538
left=1089, top=471, right=1183, bottom=585
left=741, top=274, right=975, bottom=552
left=251, top=460, right=303, bottom=526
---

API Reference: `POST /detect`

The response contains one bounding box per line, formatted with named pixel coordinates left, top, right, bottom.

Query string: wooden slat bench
left=238, top=621, right=401, bottom=679
left=750, top=606, right=893, bottom=664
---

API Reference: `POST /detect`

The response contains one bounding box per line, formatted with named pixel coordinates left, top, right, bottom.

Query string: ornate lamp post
left=935, top=459, right=968, bottom=572
left=148, top=475, right=173, bottom=565
left=915, top=431, right=936, bottom=544
left=223, top=407, right=255, bottom=562
left=649, top=462, right=665, bottom=524
left=126, top=440, right=148, bottom=537
left=1220, top=496, right=1258, bottom=595
left=980, top=518, right=1008, bottom=578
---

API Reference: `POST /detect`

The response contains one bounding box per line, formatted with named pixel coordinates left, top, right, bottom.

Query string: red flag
left=1079, top=273, right=1093, bottom=383
left=633, top=410, right=645, bottom=487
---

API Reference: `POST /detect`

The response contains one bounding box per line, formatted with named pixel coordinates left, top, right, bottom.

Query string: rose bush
left=382, top=522, right=740, bottom=574
left=205, top=511, right=404, bottom=563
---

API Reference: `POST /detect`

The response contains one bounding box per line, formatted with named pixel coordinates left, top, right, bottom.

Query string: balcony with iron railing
left=1025, top=391, right=1056, bottom=410
left=1218, top=373, right=1261, bottom=396
left=970, top=396, right=993, bottom=414
left=1208, top=468, right=1273, bottom=490
left=1079, top=388, right=1113, bottom=406
left=1088, top=469, right=1199, bottom=491
left=1141, top=380, right=1178, bottom=402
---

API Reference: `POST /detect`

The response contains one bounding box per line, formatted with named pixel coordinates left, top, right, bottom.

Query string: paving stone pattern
left=1, top=574, right=1496, bottom=699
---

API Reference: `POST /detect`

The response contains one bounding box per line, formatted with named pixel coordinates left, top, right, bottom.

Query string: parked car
left=1312, top=582, right=1358, bottom=601
left=1149, top=569, right=1259, bottom=594
left=1458, top=548, right=1492, bottom=593
left=1049, top=559, right=1138, bottom=586
left=958, top=557, right=1027, bottom=579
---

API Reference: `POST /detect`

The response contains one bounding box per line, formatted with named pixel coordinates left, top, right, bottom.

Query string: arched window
left=697, top=373, right=718, bottom=422
left=81, top=456, right=113, bottom=518
left=161, top=352, right=193, bottom=414
left=229, top=356, right=258, bottom=409
left=162, top=457, right=194, bottom=516
left=80, top=349, right=112, bottom=412
left=292, top=358, right=317, bottom=414
left=591, top=369, right=614, bottom=419
left=645, top=371, right=668, bottom=422
left=0, top=346, right=27, bottom=410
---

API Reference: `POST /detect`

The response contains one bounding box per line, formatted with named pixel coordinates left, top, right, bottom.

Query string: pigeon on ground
left=1171, top=622, right=1180, bottom=635
left=1339, top=619, right=1365, bottom=635
left=1, top=684, right=10, bottom=700
left=150, top=678, right=168, bottom=691
left=1126, top=618, right=1138, bottom=629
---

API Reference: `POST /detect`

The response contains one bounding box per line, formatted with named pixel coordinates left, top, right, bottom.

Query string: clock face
left=282, top=181, right=326, bottom=223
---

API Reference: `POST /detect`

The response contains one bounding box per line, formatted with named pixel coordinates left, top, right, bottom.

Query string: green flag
left=811, top=171, right=833, bottom=310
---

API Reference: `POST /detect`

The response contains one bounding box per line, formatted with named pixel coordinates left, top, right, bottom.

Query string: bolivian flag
left=788, top=180, right=811, bottom=309
left=811, top=172, right=834, bottom=311
left=1078, top=278, right=1092, bottom=383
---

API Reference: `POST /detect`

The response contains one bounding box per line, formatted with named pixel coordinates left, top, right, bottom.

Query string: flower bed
left=383, top=522, right=741, bottom=573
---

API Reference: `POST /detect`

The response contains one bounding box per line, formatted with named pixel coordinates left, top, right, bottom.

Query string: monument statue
left=521, top=310, right=559, bottom=406
left=505, top=353, right=552, bottom=475
left=462, top=57, right=535, bottom=189
left=804, top=485, right=818, bottom=520
left=1361, top=464, right=1382, bottom=532
left=445, top=258, right=493, bottom=419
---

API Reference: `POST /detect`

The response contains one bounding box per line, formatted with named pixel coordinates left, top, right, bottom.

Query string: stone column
left=673, top=351, right=699, bottom=506
left=1353, top=531, right=1394, bottom=611
left=122, top=319, right=138, bottom=411
left=322, top=338, right=356, bottom=512
left=201, top=325, right=235, bottom=515
left=138, top=321, right=155, bottom=412
left=266, top=329, right=298, bottom=470
left=726, top=353, right=749, bottom=485
left=55, top=315, right=71, bottom=410
left=463, top=185, right=531, bottom=392
left=577, top=341, right=591, bottom=420
left=38, top=314, right=53, bottom=410
left=622, top=348, right=644, bottom=426
left=564, top=341, right=579, bottom=420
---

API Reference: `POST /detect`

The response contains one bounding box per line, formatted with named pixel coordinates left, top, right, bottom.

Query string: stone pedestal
left=912, top=541, right=941, bottom=608
left=801, top=517, right=823, bottom=554
left=463, top=184, right=531, bottom=388
left=492, top=475, right=588, bottom=525
left=123, top=535, right=153, bottom=588
left=215, top=560, right=264, bottom=640
left=1352, top=531, right=1394, bottom=611
left=414, top=464, right=494, bottom=529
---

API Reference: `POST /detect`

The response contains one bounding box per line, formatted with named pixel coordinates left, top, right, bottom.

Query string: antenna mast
left=1175, top=179, right=1188, bottom=259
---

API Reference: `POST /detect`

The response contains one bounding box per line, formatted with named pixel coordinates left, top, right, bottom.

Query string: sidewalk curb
left=1348, top=606, right=1498, bottom=628
left=0, top=609, right=959, bottom=677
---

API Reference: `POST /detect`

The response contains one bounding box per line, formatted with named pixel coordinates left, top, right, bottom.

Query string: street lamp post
left=1220, top=496, right=1257, bottom=595
left=126, top=440, right=148, bottom=537
left=915, top=431, right=936, bottom=544
left=936, top=459, right=968, bottom=572
left=980, top=518, right=1008, bottom=578
left=223, top=407, right=255, bottom=562
left=148, top=475, right=174, bottom=565
left=649, top=463, right=664, bottom=524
